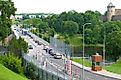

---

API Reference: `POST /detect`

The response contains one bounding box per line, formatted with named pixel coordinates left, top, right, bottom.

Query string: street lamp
left=0, top=11, right=1, bottom=16
left=103, top=24, right=106, bottom=68
left=82, top=23, right=91, bottom=80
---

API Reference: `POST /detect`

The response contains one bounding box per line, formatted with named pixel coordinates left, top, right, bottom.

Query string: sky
left=12, top=0, right=121, bottom=14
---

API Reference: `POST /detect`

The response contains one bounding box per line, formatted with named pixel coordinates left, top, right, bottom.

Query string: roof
left=115, top=9, right=121, bottom=15
left=107, top=2, right=115, bottom=7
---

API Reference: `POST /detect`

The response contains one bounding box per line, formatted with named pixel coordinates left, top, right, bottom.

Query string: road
left=23, top=35, right=69, bottom=79
left=14, top=26, right=120, bottom=80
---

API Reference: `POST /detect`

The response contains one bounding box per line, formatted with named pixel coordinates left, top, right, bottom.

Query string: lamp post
left=103, top=24, right=106, bottom=68
left=82, top=23, right=91, bottom=80
left=0, top=11, right=1, bottom=16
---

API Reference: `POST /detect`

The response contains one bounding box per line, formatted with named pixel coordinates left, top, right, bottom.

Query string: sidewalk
left=72, top=61, right=121, bottom=80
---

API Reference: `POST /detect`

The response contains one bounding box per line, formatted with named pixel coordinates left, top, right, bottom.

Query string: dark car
left=37, top=41, right=42, bottom=45
left=49, top=49, right=56, bottom=56
left=28, top=45, right=33, bottom=49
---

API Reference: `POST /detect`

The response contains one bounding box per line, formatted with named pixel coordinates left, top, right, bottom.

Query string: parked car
left=54, top=53, right=62, bottom=59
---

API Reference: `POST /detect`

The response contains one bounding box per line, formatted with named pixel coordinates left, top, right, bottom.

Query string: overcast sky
left=12, top=0, right=121, bottom=14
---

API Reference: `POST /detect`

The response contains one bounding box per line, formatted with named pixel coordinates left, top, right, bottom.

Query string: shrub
left=0, top=53, right=23, bottom=75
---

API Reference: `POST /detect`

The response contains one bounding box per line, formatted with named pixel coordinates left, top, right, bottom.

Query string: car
left=49, top=49, right=56, bottom=56
left=33, top=39, right=38, bottom=43
left=28, top=45, right=33, bottom=49
left=54, top=53, right=62, bottom=59
left=37, top=41, right=42, bottom=45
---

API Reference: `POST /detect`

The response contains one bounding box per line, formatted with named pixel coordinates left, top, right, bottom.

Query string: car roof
left=56, top=53, right=61, bottom=55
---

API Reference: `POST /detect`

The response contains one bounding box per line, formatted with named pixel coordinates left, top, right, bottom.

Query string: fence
left=22, top=54, right=69, bottom=80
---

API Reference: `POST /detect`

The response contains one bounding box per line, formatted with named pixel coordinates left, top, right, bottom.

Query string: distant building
left=101, top=2, right=121, bottom=21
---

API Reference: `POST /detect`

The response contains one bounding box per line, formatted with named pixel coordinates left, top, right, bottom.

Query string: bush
left=8, top=37, right=28, bottom=57
left=25, top=62, right=38, bottom=80
left=0, top=53, right=23, bottom=75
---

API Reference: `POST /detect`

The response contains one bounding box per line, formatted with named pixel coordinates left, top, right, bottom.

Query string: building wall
left=107, top=6, right=115, bottom=21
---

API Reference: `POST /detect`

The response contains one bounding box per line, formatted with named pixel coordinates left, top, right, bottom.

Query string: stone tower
left=107, top=2, right=115, bottom=21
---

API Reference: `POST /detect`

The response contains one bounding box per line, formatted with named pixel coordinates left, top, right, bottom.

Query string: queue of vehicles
left=25, top=30, right=62, bottom=59
left=13, top=27, right=62, bottom=59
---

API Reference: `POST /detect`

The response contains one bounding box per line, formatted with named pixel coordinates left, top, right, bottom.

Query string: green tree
left=0, top=0, right=16, bottom=43
left=0, top=53, right=23, bottom=74
left=62, top=21, right=79, bottom=35
left=8, top=37, right=28, bottom=57
left=38, top=21, right=48, bottom=33
left=106, top=31, right=121, bottom=61
left=22, top=14, right=29, bottom=20
left=25, top=62, right=38, bottom=80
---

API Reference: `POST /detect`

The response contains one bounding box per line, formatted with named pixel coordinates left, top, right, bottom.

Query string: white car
left=54, top=53, right=62, bottom=59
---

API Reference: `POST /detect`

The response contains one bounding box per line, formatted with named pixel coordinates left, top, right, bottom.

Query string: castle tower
left=107, top=2, right=115, bottom=21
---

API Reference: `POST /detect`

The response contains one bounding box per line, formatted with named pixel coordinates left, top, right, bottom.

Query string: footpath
left=72, top=61, right=121, bottom=80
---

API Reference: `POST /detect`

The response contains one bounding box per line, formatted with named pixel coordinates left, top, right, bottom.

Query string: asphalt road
left=14, top=27, right=120, bottom=80
left=22, top=35, right=69, bottom=79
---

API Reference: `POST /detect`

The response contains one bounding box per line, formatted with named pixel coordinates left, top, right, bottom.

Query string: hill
left=0, top=64, right=28, bottom=80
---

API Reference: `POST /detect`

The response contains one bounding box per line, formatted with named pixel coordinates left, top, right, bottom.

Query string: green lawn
left=0, top=64, right=28, bottom=80
left=72, top=57, right=91, bottom=67
left=104, top=59, right=121, bottom=75
left=72, top=57, right=121, bottom=75
left=69, top=35, right=82, bottom=45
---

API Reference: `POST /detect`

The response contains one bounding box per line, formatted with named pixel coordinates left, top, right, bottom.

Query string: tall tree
left=62, top=21, right=79, bottom=35
left=106, top=31, right=121, bottom=61
left=0, top=0, right=16, bottom=43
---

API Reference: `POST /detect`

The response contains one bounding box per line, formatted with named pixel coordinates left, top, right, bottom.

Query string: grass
left=69, top=35, right=82, bottom=46
left=72, top=57, right=121, bottom=75
left=69, top=37, right=82, bottom=45
left=104, top=59, right=121, bottom=75
left=71, top=57, right=91, bottom=67
left=0, top=64, right=28, bottom=80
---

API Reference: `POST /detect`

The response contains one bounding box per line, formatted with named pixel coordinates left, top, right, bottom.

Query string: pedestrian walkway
left=72, top=61, right=121, bottom=80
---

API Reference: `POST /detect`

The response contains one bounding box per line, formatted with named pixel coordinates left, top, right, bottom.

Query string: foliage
left=62, top=21, right=79, bottom=35
left=20, top=10, right=121, bottom=61
left=0, top=53, right=23, bottom=75
left=8, top=37, right=28, bottom=57
left=0, top=0, right=16, bottom=42
left=22, top=18, right=42, bottom=28
left=0, top=64, right=28, bottom=80
left=69, top=35, right=82, bottom=45
left=101, top=21, right=121, bottom=61
left=25, top=62, right=38, bottom=80
left=38, top=20, right=48, bottom=33
left=106, top=31, right=121, bottom=61
left=22, top=14, right=29, bottom=20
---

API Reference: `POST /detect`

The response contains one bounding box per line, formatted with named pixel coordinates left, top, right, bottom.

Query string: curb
left=72, top=61, right=121, bottom=80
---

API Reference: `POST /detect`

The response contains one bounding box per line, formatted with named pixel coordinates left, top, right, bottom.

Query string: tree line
left=20, top=10, right=121, bottom=61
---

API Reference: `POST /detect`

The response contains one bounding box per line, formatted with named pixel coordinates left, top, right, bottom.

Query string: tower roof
left=107, top=2, right=115, bottom=7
